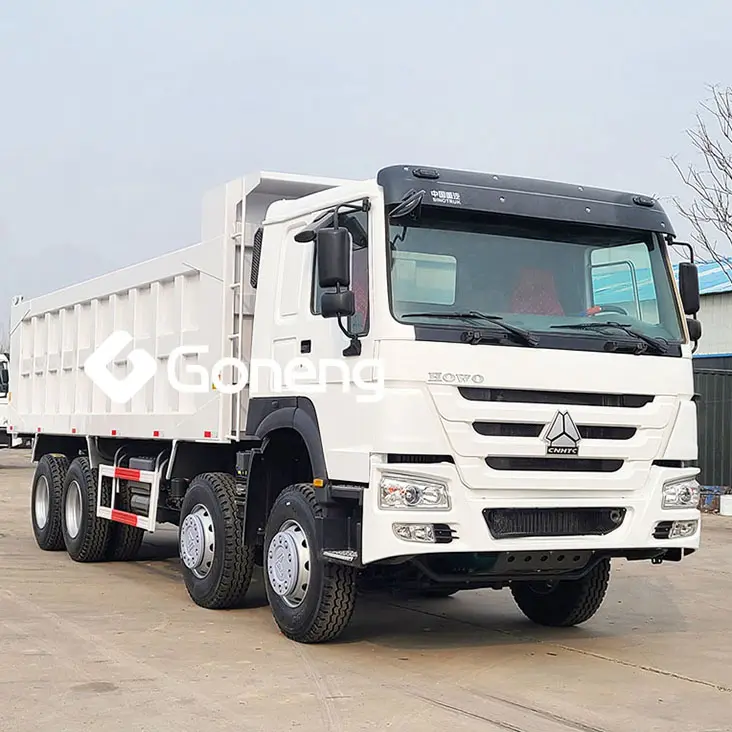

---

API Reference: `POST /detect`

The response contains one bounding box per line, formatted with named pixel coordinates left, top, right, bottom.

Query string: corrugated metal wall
left=693, top=366, right=732, bottom=488
left=695, top=292, right=732, bottom=356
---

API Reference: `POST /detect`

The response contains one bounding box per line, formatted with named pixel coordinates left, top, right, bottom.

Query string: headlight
left=662, top=478, right=700, bottom=509
left=378, top=473, right=450, bottom=510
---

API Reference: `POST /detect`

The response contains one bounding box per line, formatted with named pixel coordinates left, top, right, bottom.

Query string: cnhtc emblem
left=543, top=410, right=581, bottom=455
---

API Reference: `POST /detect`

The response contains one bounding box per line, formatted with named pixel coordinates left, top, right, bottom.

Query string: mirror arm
left=342, top=331, right=362, bottom=357
left=667, top=235, right=695, bottom=264
left=335, top=310, right=362, bottom=357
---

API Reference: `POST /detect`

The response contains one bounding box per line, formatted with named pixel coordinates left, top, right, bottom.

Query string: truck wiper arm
left=401, top=311, right=539, bottom=347
left=549, top=321, right=669, bottom=354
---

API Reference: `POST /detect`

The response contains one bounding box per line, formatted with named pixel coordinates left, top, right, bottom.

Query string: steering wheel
left=587, top=305, right=628, bottom=316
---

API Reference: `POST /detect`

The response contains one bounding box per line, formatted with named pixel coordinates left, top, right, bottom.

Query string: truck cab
left=246, top=164, right=702, bottom=620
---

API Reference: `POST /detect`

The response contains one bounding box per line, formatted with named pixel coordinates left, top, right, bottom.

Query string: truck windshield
left=387, top=207, right=684, bottom=347
left=0, top=360, right=8, bottom=398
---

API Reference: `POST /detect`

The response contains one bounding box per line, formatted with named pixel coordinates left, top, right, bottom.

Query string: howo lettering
left=8, top=164, right=703, bottom=643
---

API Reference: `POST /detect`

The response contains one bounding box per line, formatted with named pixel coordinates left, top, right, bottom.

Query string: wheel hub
left=180, top=505, right=215, bottom=578
left=65, top=480, right=83, bottom=539
left=35, top=475, right=50, bottom=530
left=267, top=520, right=311, bottom=608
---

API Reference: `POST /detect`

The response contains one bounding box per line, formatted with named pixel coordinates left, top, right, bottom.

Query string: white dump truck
left=0, top=352, right=10, bottom=447
left=8, top=165, right=703, bottom=643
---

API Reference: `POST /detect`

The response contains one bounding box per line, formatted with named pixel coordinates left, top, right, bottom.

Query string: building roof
left=593, top=257, right=732, bottom=304
left=685, top=258, right=732, bottom=296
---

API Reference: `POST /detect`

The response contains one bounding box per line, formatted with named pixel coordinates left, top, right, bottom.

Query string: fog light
left=379, top=473, right=450, bottom=510
left=393, top=523, right=436, bottom=543
left=662, top=478, right=700, bottom=509
left=669, top=520, right=698, bottom=539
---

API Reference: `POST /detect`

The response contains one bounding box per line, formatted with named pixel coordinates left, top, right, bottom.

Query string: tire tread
left=32, top=453, right=69, bottom=551
left=273, top=483, right=357, bottom=644
left=106, top=484, right=145, bottom=561
left=182, top=472, right=255, bottom=609
left=511, top=558, right=611, bottom=627
left=63, top=456, right=111, bottom=562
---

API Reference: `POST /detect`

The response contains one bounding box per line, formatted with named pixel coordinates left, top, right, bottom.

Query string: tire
left=179, top=472, right=255, bottom=609
left=61, top=456, right=111, bottom=562
left=30, top=453, right=69, bottom=551
left=264, top=483, right=357, bottom=644
left=106, top=482, right=145, bottom=561
left=510, top=558, right=611, bottom=627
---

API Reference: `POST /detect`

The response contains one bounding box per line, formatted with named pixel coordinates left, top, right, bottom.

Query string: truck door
left=264, top=201, right=378, bottom=480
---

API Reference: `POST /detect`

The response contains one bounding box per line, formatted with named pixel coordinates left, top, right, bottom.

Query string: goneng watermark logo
left=84, top=331, right=158, bottom=404
left=84, top=330, right=384, bottom=404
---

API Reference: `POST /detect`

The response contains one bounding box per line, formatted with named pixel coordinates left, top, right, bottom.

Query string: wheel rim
left=35, top=475, right=50, bottom=530
left=180, top=504, right=215, bottom=579
left=267, top=519, right=311, bottom=608
left=65, top=480, right=83, bottom=539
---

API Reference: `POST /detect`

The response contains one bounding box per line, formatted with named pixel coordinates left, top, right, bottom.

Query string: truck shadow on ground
left=337, top=572, right=691, bottom=651
left=133, top=531, right=689, bottom=650
left=338, top=591, right=690, bottom=651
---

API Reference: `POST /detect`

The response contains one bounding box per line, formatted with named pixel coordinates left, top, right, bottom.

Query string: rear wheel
left=179, top=472, right=255, bottom=609
left=61, top=456, right=111, bottom=562
left=106, top=482, right=145, bottom=561
left=510, top=558, right=611, bottom=627
left=31, top=454, right=69, bottom=551
left=264, top=484, right=357, bottom=643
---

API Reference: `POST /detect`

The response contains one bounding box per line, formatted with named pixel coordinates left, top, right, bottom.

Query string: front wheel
left=510, top=558, right=611, bottom=627
left=264, top=484, right=357, bottom=643
left=179, top=472, right=255, bottom=609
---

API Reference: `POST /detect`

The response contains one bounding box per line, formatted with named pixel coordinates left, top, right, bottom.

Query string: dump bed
left=8, top=171, right=350, bottom=442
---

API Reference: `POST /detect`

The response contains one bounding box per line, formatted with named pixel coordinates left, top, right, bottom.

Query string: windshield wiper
left=401, top=311, right=539, bottom=347
left=549, top=321, right=669, bottom=354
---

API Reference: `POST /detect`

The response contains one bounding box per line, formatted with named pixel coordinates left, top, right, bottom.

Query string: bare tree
left=671, top=84, right=732, bottom=283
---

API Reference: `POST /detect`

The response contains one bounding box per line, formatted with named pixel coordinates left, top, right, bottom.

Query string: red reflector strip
left=153, top=430, right=160, bottom=437
left=114, top=467, right=141, bottom=481
left=71, top=428, right=77, bottom=434
left=37, top=427, right=41, bottom=432
left=203, top=430, right=212, bottom=438
left=111, top=429, right=117, bottom=436
left=110, top=510, right=139, bottom=527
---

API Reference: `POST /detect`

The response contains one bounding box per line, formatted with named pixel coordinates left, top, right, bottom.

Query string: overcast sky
left=1, top=1, right=730, bottom=331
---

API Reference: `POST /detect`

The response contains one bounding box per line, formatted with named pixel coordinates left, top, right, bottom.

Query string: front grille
left=459, top=387, right=653, bottom=408
left=474, top=422, right=636, bottom=440
left=386, top=454, right=455, bottom=464
left=486, top=457, right=623, bottom=472
left=580, top=426, right=636, bottom=440
left=475, top=422, right=542, bottom=437
left=484, top=507, right=626, bottom=539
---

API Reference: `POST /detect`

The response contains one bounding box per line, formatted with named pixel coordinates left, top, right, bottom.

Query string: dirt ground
left=1, top=447, right=730, bottom=732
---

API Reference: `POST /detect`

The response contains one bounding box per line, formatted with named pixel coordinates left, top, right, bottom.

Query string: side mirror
left=686, top=317, right=702, bottom=342
left=316, top=227, right=351, bottom=289
left=678, top=262, right=700, bottom=315
left=321, top=291, right=355, bottom=319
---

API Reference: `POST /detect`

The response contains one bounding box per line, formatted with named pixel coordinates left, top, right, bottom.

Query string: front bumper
left=360, top=461, right=701, bottom=564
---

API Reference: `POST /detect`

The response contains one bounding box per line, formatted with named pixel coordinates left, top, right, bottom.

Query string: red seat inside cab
left=510, top=267, right=565, bottom=316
